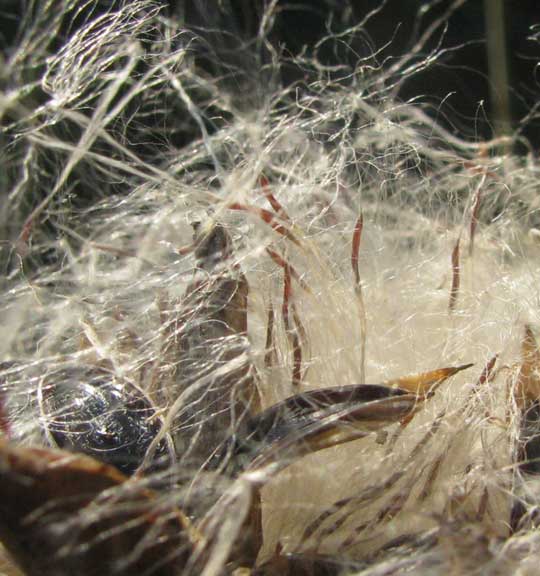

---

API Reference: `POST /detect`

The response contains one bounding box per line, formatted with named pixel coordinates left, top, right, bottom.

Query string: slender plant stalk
left=484, top=0, right=512, bottom=142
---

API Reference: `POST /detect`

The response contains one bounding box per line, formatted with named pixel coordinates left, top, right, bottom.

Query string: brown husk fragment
left=0, top=439, right=194, bottom=576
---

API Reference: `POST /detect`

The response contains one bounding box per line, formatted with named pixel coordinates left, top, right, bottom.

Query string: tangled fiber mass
left=2, top=1, right=540, bottom=574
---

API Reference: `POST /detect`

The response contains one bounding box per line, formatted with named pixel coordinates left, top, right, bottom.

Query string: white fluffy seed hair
left=1, top=1, right=540, bottom=575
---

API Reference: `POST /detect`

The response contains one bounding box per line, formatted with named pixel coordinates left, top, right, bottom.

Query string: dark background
left=1, top=0, right=540, bottom=147
left=178, top=0, right=540, bottom=148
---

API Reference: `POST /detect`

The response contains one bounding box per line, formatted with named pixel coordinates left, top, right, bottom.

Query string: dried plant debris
left=3, top=1, right=540, bottom=575
left=161, top=219, right=262, bottom=469
left=0, top=438, right=194, bottom=576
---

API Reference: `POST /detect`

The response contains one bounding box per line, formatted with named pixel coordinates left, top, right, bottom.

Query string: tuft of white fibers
left=1, top=1, right=540, bottom=575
